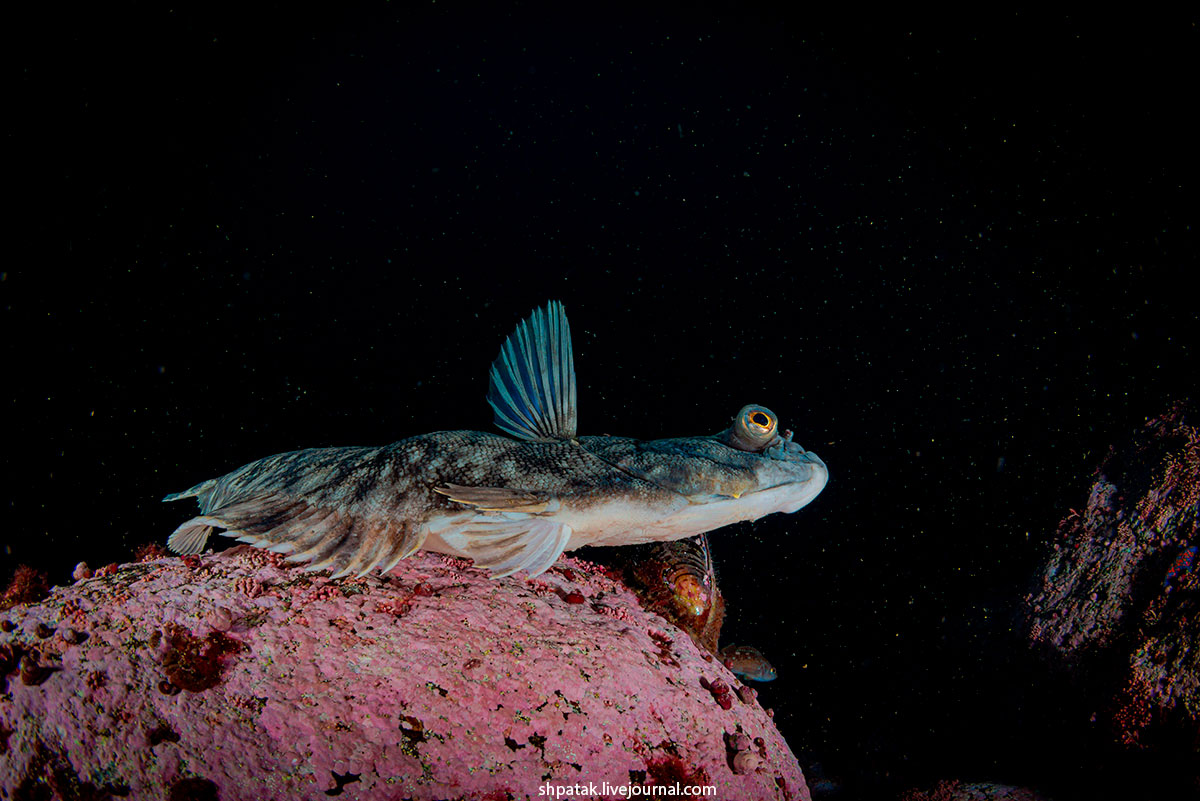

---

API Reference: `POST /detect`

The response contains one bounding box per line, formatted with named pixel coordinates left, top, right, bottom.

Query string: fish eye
left=728, top=404, right=780, bottom=451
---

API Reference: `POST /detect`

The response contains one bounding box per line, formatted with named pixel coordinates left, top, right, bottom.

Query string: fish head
left=711, top=403, right=829, bottom=513
left=580, top=404, right=828, bottom=535
left=721, top=644, right=778, bottom=682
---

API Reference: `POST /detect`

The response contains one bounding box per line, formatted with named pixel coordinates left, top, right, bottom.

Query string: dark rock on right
left=1025, top=400, right=1200, bottom=750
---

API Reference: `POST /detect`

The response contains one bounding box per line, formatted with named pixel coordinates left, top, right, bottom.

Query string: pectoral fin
left=434, top=484, right=555, bottom=513
left=439, top=515, right=572, bottom=578
left=434, top=484, right=570, bottom=577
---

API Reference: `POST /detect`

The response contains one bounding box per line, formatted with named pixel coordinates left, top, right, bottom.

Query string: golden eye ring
left=728, top=404, right=779, bottom=451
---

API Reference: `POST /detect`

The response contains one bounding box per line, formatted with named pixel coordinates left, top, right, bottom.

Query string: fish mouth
left=696, top=435, right=828, bottom=501
left=752, top=442, right=829, bottom=511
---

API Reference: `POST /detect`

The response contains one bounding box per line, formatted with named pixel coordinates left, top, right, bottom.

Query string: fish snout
left=766, top=436, right=824, bottom=467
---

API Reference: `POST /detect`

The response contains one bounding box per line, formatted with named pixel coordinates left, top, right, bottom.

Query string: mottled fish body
left=165, top=302, right=828, bottom=579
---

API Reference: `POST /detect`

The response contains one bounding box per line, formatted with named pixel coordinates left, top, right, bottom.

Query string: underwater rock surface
left=899, top=780, right=1053, bottom=801
left=1025, top=401, right=1200, bottom=748
left=0, top=547, right=808, bottom=800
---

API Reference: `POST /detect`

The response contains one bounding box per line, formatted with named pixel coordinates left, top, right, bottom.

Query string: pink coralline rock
left=0, top=547, right=810, bottom=800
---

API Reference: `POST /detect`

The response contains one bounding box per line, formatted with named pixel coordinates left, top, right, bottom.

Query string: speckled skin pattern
left=168, top=429, right=826, bottom=577
left=0, top=547, right=810, bottom=800
left=169, top=432, right=669, bottom=570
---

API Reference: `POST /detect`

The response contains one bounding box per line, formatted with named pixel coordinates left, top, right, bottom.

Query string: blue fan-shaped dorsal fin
left=487, top=301, right=578, bottom=441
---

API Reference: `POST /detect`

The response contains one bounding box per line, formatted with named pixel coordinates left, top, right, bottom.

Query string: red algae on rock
left=0, top=565, right=50, bottom=610
left=0, top=546, right=810, bottom=800
left=159, top=623, right=245, bottom=692
left=135, top=542, right=170, bottom=562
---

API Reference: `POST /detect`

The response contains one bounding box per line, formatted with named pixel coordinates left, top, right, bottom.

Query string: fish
left=719, top=644, right=777, bottom=682
left=164, top=301, right=828, bottom=579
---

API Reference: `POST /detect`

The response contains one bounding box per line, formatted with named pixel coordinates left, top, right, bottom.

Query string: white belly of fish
left=425, top=467, right=827, bottom=565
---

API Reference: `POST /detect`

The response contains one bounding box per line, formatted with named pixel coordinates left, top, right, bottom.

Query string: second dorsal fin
left=487, top=301, right=578, bottom=441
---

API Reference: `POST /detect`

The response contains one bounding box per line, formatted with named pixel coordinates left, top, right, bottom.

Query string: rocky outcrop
left=1025, top=401, right=1200, bottom=749
left=0, top=547, right=808, bottom=800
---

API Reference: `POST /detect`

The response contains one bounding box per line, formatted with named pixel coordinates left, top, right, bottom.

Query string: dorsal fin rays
left=487, top=301, right=578, bottom=441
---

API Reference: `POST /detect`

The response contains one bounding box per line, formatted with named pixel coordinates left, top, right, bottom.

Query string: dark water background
left=5, top=6, right=1198, bottom=799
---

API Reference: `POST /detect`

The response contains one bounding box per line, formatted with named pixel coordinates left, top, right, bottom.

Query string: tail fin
left=160, top=446, right=425, bottom=576
left=162, top=478, right=217, bottom=504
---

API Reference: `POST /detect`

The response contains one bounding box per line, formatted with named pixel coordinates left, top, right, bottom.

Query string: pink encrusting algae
left=0, top=546, right=809, bottom=800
